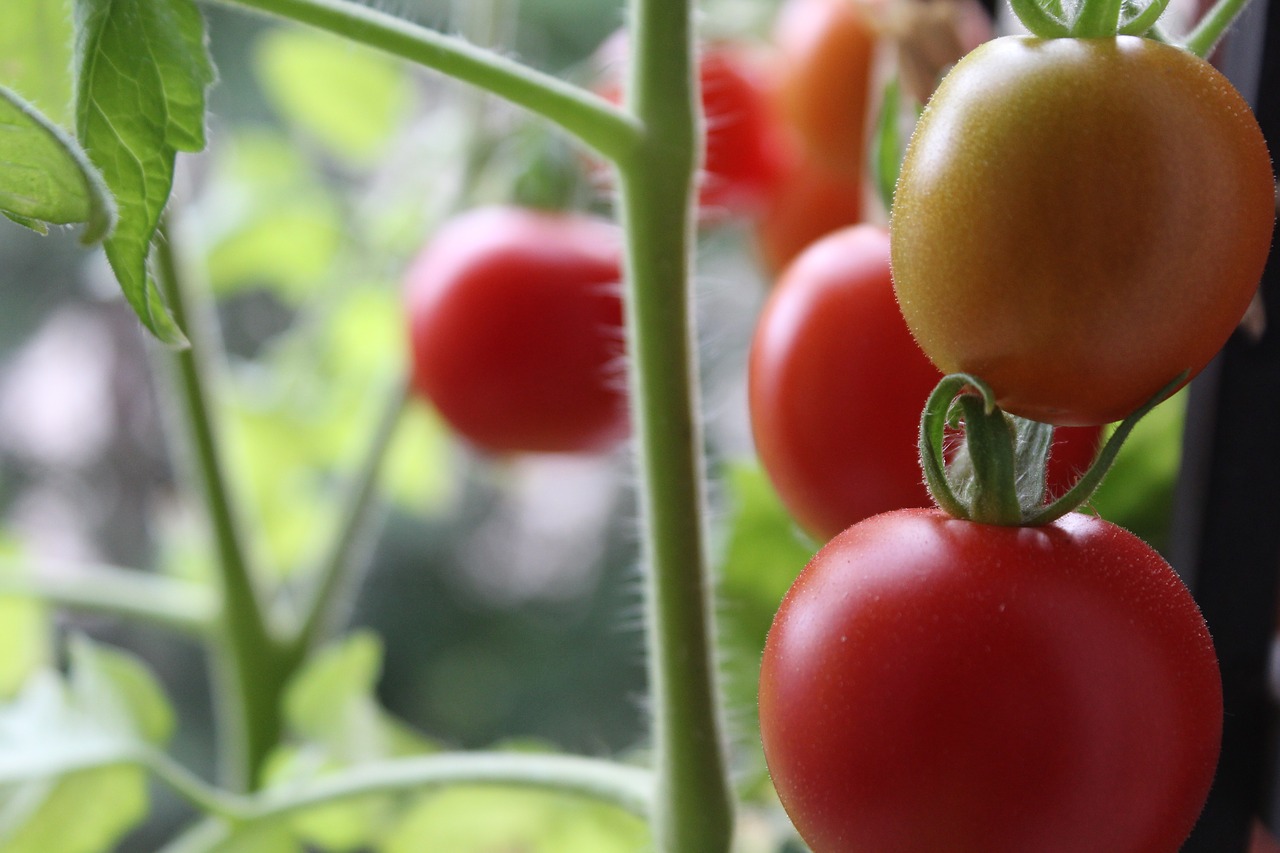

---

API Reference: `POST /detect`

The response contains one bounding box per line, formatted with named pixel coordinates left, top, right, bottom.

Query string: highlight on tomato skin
left=748, top=224, right=1106, bottom=541
left=890, top=35, right=1276, bottom=427
left=403, top=205, right=629, bottom=455
left=758, top=507, right=1223, bottom=853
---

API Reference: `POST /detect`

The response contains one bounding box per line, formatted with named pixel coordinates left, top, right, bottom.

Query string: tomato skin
left=759, top=508, right=1222, bottom=853
left=750, top=225, right=938, bottom=540
left=771, top=0, right=878, bottom=176
left=403, top=206, right=628, bottom=454
left=749, top=224, right=1105, bottom=540
left=891, top=36, right=1275, bottom=425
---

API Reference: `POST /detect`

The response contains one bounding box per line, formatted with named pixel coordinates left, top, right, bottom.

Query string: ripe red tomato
left=403, top=206, right=628, bottom=454
left=759, top=507, right=1223, bottom=853
left=891, top=35, right=1275, bottom=426
left=592, top=35, right=786, bottom=216
left=771, top=0, right=878, bottom=176
left=749, top=224, right=1103, bottom=541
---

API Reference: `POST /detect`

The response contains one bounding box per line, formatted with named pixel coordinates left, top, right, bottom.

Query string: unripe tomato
left=891, top=36, right=1275, bottom=425
left=403, top=206, right=628, bottom=454
left=760, top=507, right=1223, bottom=853
left=750, top=224, right=1103, bottom=541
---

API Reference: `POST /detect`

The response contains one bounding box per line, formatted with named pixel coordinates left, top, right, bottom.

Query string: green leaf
left=0, top=766, right=148, bottom=853
left=0, top=637, right=175, bottom=853
left=384, top=786, right=649, bottom=853
left=262, top=632, right=436, bottom=851
left=0, top=545, right=50, bottom=700
left=253, top=26, right=412, bottom=164
left=0, top=0, right=75, bottom=127
left=158, top=817, right=301, bottom=853
left=73, top=0, right=216, bottom=345
left=0, top=85, right=116, bottom=242
left=1089, top=390, right=1187, bottom=552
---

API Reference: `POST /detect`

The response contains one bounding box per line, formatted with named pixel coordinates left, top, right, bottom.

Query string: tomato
left=593, top=36, right=786, bottom=216
left=749, top=224, right=1104, bottom=541
left=891, top=36, right=1275, bottom=426
left=759, top=507, right=1223, bottom=853
left=749, top=225, right=937, bottom=539
left=752, top=148, right=864, bottom=274
left=771, top=0, right=878, bottom=176
left=403, top=206, right=628, bottom=453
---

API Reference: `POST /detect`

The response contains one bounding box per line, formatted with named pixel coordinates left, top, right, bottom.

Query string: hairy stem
left=1184, top=0, right=1253, bottom=56
left=615, top=1, right=735, bottom=851
left=154, top=222, right=286, bottom=792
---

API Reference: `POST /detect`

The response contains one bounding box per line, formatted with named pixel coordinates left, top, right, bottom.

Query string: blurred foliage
left=0, top=638, right=174, bottom=853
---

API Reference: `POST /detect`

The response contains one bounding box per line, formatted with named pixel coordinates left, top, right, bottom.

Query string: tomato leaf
left=0, top=86, right=116, bottom=243
left=260, top=632, right=437, bottom=851
left=870, top=76, right=904, bottom=216
left=0, top=636, right=174, bottom=853
left=72, top=0, right=216, bottom=346
left=0, top=0, right=75, bottom=128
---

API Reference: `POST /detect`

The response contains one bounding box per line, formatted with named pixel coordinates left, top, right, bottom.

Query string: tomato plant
left=891, top=35, right=1275, bottom=426
left=759, top=507, right=1223, bottom=853
left=749, top=224, right=1103, bottom=541
left=404, top=205, right=629, bottom=454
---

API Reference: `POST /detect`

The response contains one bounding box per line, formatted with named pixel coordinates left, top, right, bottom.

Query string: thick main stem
left=155, top=223, right=286, bottom=792
left=616, top=2, right=734, bottom=851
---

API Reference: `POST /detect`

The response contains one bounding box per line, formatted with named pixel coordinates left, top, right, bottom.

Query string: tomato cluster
left=749, top=223, right=1103, bottom=541
left=395, top=11, right=1271, bottom=851
left=750, top=16, right=1270, bottom=853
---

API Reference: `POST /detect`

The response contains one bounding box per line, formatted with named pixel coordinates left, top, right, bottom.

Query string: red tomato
left=891, top=36, right=1275, bottom=425
left=759, top=507, right=1223, bottom=853
left=403, top=206, right=628, bottom=454
left=749, top=224, right=1103, bottom=541
left=771, top=0, right=878, bottom=176
left=749, top=225, right=937, bottom=539
left=593, top=35, right=786, bottom=216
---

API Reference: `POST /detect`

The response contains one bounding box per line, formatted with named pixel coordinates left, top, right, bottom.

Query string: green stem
left=158, top=752, right=652, bottom=853
left=1183, top=0, right=1252, bottom=57
left=0, top=561, right=215, bottom=635
left=155, top=222, right=286, bottom=792
left=285, top=378, right=409, bottom=657
left=615, top=1, right=734, bottom=851
left=1071, top=0, right=1124, bottom=37
left=212, top=0, right=641, bottom=163
left=244, top=752, right=652, bottom=821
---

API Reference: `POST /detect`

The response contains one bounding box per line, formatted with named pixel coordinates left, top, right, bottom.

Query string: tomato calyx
left=920, top=371, right=1186, bottom=526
